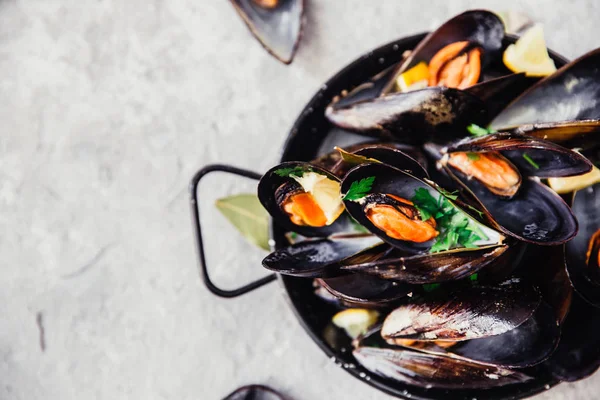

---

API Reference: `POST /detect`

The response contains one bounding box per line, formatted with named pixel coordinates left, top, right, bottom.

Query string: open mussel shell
left=446, top=132, right=593, bottom=178
left=545, top=294, right=600, bottom=381
left=340, top=244, right=508, bottom=284
left=565, top=182, right=600, bottom=307
left=353, top=347, right=532, bottom=389
left=381, top=9, right=506, bottom=95
left=441, top=166, right=578, bottom=245
left=341, top=163, right=503, bottom=253
left=230, top=0, right=304, bottom=64
left=326, top=87, right=488, bottom=144
left=262, top=233, right=383, bottom=277
left=509, top=120, right=600, bottom=151
left=258, top=161, right=348, bottom=237
left=490, top=48, right=600, bottom=130
left=318, top=273, right=414, bottom=307
left=381, top=280, right=541, bottom=342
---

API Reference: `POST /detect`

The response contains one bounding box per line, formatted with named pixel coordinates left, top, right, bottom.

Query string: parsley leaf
left=467, top=152, right=480, bottom=161
left=423, top=283, right=441, bottom=292
left=469, top=273, right=479, bottom=282
left=343, top=176, right=376, bottom=201
left=522, top=153, right=540, bottom=169
left=274, top=166, right=306, bottom=178
left=411, top=188, right=489, bottom=253
left=467, top=124, right=496, bottom=137
left=437, top=187, right=458, bottom=200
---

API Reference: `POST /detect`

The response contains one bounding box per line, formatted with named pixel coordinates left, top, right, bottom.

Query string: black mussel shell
left=332, top=65, right=401, bottom=110
left=510, top=120, right=600, bottom=151
left=230, top=0, right=304, bottom=64
left=258, top=161, right=347, bottom=237
left=491, top=48, right=600, bottom=130
left=319, top=273, right=414, bottom=307
left=262, top=234, right=383, bottom=277
left=524, top=245, right=572, bottom=324
left=544, top=294, right=600, bottom=381
left=341, top=244, right=508, bottom=284
left=353, top=347, right=532, bottom=389
left=565, top=182, right=600, bottom=307
left=224, top=385, right=286, bottom=400
left=341, top=163, right=503, bottom=253
left=381, top=10, right=506, bottom=95
left=381, top=280, right=541, bottom=341
left=326, top=87, right=488, bottom=144
left=446, top=132, right=593, bottom=178
left=442, top=166, right=578, bottom=245
left=354, top=146, right=429, bottom=180
left=444, top=301, right=560, bottom=368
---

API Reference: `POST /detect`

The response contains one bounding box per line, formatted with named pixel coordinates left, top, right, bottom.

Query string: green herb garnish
left=467, top=124, right=496, bottom=137
left=467, top=152, right=480, bottom=161
left=343, top=176, right=375, bottom=201
left=423, top=283, right=441, bottom=292
left=274, top=166, right=306, bottom=178
left=411, top=188, right=488, bottom=253
left=522, top=153, right=540, bottom=169
left=465, top=204, right=485, bottom=219
left=437, top=187, right=458, bottom=200
left=469, top=273, right=479, bottom=282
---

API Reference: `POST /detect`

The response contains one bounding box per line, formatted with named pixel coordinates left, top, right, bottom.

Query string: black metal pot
left=190, top=33, right=569, bottom=400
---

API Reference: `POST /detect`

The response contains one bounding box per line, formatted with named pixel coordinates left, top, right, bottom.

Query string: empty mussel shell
left=381, top=280, right=540, bottom=342
left=565, top=182, right=600, bottom=307
left=318, top=273, right=414, bottom=307
left=230, top=0, right=305, bottom=64
left=353, top=347, right=532, bottom=389
left=490, top=48, right=600, bottom=130
left=262, top=233, right=383, bottom=277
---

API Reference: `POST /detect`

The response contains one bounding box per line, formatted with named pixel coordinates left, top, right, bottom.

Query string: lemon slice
left=293, top=172, right=343, bottom=225
left=503, top=25, right=557, bottom=77
left=548, top=165, right=600, bottom=194
left=395, top=62, right=429, bottom=92
left=332, top=308, right=379, bottom=339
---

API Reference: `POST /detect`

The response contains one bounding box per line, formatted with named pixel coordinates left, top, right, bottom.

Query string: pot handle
left=189, top=164, right=277, bottom=298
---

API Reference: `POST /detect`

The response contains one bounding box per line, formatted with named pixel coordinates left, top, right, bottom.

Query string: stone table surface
left=3, top=1, right=600, bottom=399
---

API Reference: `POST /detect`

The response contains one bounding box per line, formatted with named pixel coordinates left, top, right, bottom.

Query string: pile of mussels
left=257, top=10, right=600, bottom=389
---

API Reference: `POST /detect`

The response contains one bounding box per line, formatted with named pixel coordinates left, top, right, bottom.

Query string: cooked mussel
left=258, top=162, right=347, bottom=236
left=437, top=134, right=586, bottom=245
left=341, top=163, right=504, bottom=253
left=565, top=182, right=600, bottom=307
left=353, top=347, right=532, bottom=389
left=230, top=0, right=305, bottom=64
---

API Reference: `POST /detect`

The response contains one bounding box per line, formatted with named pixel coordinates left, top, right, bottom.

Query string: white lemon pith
left=332, top=309, right=380, bottom=339
left=503, top=25, right=557, bottom=77
left=293, top=172, right=343, bottom=225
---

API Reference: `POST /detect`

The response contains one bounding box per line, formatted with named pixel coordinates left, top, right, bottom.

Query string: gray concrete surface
left=2, top=0, right=600, bottom=399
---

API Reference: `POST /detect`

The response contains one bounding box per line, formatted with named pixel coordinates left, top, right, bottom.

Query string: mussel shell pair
left=437, top=133, right=591, bottom=245
left=230, top=0, right=304, bottom=64
left=372, top=280, right=560, bottom=369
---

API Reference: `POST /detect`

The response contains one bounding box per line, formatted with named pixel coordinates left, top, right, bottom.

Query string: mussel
left=490, top=48, right=600, bottom=150
left=258, top=162, right=348, bottom=237
left=380, top=280, right=560, bottom=368
left=437, top=133, right=588, bottom=245
left=230, top=0, right=305, bottom=64
left=353, top=347, right=532, bottom=389
left=565, top=182, right=600, bottom=307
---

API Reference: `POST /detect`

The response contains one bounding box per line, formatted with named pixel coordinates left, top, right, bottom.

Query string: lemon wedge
left=503, top=25, right=557, bottom=77
left=548, top=165, right=600, bottom=194
left=292, top=172, right=343, bottom=225
left=332, top=308, right=379, bottom=339
left=395, top=62, right=430, bottom=92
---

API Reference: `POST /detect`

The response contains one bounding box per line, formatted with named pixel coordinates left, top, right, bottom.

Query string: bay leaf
left=215, top=193, right=270, bottom=251
left=335, top=146, right=380, bottom=165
